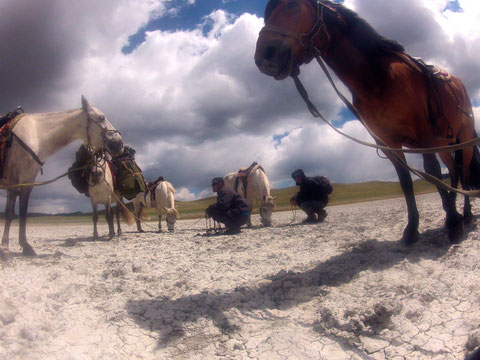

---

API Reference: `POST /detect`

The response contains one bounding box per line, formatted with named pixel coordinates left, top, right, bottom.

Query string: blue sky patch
left=123, top=0, right=265, bottom=53
left=444, top=0, right=462, bottom=12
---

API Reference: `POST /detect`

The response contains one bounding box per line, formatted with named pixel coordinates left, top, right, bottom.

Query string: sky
left=0, top=0, right=479, bottom=214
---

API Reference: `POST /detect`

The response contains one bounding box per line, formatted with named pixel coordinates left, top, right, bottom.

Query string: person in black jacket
left=290, top=169, right=331, bottom=223
left=205, top=177, right=250, bottom=234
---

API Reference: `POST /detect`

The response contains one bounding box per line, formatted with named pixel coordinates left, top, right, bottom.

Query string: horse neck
left=320, top=35, right=394, bottom=101
left=26, top=109, right=88, bottom=161
left=166, top=184, right=175, bottom=209
left=253, top=168, right=270, bottom=200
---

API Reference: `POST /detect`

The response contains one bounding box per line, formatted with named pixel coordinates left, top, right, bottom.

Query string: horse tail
left=119, top=204, right=135, bottom=225
left=468, top=132, right=480, bottom=189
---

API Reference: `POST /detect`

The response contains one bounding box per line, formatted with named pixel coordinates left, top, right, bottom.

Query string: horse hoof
left=447, top=221, right=464, bottom=244
left=0, top=248, right=10, bottom=261
left=22, top=244, right=37, bottom=257
left=464, top=213, right=474, bottom=225
left=401, top=230, right=419, bottom=246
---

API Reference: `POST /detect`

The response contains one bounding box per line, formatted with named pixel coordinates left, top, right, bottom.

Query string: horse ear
left=81, top=95, right=92, bottom=113
left=273, top=196, right=277, bottom=200
left=163, top=206, right=168, bottom=211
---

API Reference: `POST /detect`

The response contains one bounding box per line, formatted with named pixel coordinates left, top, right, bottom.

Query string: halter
left=260, top=0, right=333, bottom=55
left=85, top=112, right=122, bottom=153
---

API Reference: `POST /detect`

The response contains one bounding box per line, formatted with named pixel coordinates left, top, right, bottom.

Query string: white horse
left=0, top=96, right=123, bottom=256
left=132, top=180, right=179, bottom=232
left=224, top=164, right=276, bottom=227
left=88, top=155, right=133, bottom=239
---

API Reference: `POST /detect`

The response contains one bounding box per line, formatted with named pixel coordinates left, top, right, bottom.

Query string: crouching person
left=290, top=169, right=333, bottom=224
left=206, top=177, right=250, bottom=234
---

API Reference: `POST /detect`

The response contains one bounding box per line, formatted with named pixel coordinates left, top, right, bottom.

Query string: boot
left=316, top=209, right=327, bottom=222
left=302, top=210, right=318, bottom=223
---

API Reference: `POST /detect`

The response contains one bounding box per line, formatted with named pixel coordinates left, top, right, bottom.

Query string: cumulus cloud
left=0, top=0, right=479, bottom=213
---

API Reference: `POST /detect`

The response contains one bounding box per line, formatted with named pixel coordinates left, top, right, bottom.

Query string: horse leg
left=2, top=190, right=17, bottom=248
left=116, top=201, right=123, bottom=236
left=92, top=203, right=99, bottom=239
left=18, top=186, right=36, bottom=256
left=157, top=207, right=162, bottom=232
left=134, top=203, right=144, bottom=232
left=424, top=153, right=463, bottom=242
left=105, top=200, right=115, bottom=239
left=386, top=152, right=419, bottom=245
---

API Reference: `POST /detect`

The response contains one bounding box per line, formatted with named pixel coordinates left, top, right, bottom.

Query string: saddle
left=0, top=107, right=25, bottom=178
left=234, top=161, right=265, bottom=199
left=147, top=176, right=164, bottom=203
left=399, top=53, right=454, bottom=138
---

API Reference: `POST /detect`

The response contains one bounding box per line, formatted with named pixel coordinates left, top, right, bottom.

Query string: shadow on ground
left=126, top=224, right=465, bottom=346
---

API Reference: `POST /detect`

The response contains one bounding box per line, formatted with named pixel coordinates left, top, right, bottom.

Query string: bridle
left=85, top=111, right=122, bottom=153
left=260, top=0, right=333, bottom=56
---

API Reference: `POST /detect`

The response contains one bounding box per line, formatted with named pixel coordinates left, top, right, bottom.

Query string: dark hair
left=211, top=177, right=224, bottom=186
left=291, top=169, right=305, bottom=179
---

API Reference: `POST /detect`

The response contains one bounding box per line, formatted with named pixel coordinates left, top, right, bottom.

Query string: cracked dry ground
left=1, top=193, right=480, bottom=359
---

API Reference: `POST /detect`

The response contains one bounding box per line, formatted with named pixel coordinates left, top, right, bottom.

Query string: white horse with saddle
left=223, top=162, right=275, bottom=227
left=0, top=96, right=123, bottom=256
left=87, top=153, right=133, bottom=239
left=132, top=179, right=179, bottom=232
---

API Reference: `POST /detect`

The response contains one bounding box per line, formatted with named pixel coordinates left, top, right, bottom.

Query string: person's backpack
left=312, top=176, right=333, bottom=195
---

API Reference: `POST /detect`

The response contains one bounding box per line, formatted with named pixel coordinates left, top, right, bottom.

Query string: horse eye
left=99, top=115, right=105, bottom=121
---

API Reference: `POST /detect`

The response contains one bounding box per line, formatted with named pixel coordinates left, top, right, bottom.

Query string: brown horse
left=254, top=0, right=479, bottom=245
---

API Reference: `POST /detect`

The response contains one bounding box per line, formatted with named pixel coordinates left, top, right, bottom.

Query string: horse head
left=255, top=0, right=336, bottom=80
left=164, top=207, right=180, bottom=232
left=88, top=164, right=104, bottom=186
left=260, top=195, right=276, bottom=227
left=81, top=96, right=124, bottom=157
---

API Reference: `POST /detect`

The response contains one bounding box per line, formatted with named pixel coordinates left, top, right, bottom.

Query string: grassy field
left=19, top=179, right=438, bottom=223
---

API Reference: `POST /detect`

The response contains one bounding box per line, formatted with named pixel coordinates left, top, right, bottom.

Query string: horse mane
left=264, top=0, right=405, bottom=59
left=325, top=1, right=404, bottom=58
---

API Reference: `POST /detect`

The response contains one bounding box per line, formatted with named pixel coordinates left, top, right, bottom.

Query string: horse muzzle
left=255, top=39, right=293, bottom=80
left=106, top=132, right=124, bottom=157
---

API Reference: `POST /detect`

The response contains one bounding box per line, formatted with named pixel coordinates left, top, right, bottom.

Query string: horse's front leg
left=116, top=200, right=123, bottom=236
left=424, top=153, right=463, bottom=242
left=134, top=202, right=144, bottom=232
left=92, top=202, right=99, bottom=239
left=386, top=152, right=419, bottom=245
left=246, top=197, right=253, bottom=227
left=2, top=190, right=17, bottom=248
left=105, top=200, right=115, bottom=239
left=19, top=186, right=36, bottom=256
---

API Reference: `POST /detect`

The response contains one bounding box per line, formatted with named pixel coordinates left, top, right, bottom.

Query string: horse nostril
left=263, top=46, right=277, bottom=61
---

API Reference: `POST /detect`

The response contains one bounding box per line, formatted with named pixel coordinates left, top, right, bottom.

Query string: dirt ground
left=1, top=193, right=480, bottom=359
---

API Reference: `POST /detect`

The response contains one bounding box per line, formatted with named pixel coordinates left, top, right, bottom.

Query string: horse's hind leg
left=424, top=153, right=463, bottom=242
left=92, top=202, right=99, bottom=239
left=19, top=186, right=36, bottom=256
left=116, top=201, right=123, bottom=236
left=2, top=190, right=17, bottom=248
left=386, top=152, right=419, bottom=245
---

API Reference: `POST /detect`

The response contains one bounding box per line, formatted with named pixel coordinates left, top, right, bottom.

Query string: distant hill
left=0, top=179, right=439, bottom=222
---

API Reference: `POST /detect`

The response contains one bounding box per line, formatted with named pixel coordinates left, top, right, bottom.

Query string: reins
left=292, top=57, right=480, bottom=197
left=261, top=0, right=480, bottom=197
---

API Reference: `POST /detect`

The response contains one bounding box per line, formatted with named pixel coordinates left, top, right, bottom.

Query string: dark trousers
left=207, top=206, right=248, bottom=230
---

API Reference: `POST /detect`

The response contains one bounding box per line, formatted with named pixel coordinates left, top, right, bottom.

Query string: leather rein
left=260, top=0, right=480, bottom=197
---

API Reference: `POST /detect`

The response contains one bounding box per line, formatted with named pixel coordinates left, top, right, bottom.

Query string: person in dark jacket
left=290, top=169, right=331, bottom=223
left=205, top=177, right=250, bottom=234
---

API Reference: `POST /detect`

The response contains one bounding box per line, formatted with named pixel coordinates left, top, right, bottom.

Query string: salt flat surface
left=1, top=193, right=479, bottom=359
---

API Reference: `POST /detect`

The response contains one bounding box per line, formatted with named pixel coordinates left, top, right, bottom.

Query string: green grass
left=19, top=179, right=438, bottom=223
